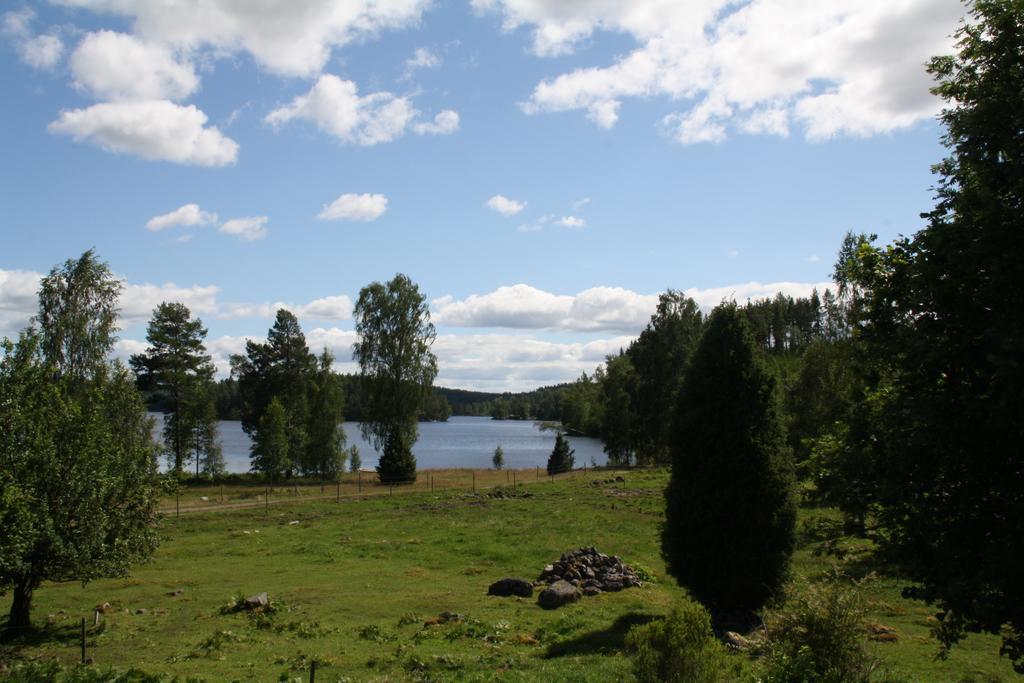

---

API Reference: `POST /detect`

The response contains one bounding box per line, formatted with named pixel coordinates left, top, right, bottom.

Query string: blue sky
left=0, top=0, right=965, bottom=390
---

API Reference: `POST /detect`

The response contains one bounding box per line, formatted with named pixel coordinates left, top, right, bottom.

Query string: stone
left=867, top=623, right=899, bottom=642
left=288, top=520, right=300, bottom=526
left=538, top=580, right=581, bottom=609
left=582, top=586, right=602, bottom=597
left=243, top=592, right=269, bottom=610
left=167, top=588, right=184, bottom=597
left=488, top=578, right=534, bottom=598
left=96, top=602, right=112, bottom=613
left=134, top=608, right=148, bottom=615
left=721, top=631, right=750, bottom=651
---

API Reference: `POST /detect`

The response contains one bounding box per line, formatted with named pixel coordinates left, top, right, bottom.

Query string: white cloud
left=2, top=9, right=64, bottom=70
left=119, top=282, right=220, bottom=326
left=0, top=268, right=43, bottom=338
left=265, top=75, right=418, bottom=146
left=53, top=0, right=430, bottom=78
left=412, top=109, right=460, bottom=135
left=70, top=30, right=198, bottom=101
left=219, top=216, right=268, bottom=241
left=221, top=295, right=353, bottom=322
left=403, top=47, right=441, bottom=77
left=555, top=215, right=585, bottom=228
left=485, top=194, right=526, bottom=216
left=317, top=193, right=388, bottom=222
left=49, top=100, right=238, bottom=166
left=146, top=203, right=218, bottom=231
left=433, top=281, right=834, bottom=333
left=570, top=197, right=591, bottom=210
left=490, top=0, right=964, bottom=143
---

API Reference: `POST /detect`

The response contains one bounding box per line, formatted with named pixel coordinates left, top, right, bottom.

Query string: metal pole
left=80, top=617, right=86, bottom=664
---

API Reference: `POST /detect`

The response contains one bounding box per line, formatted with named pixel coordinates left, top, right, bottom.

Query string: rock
left=425, top=611, right=463, bottom=626
left=243, top=592, right=269, bottom=610
left=167, top=588, right=184, bottom=597
left=134, top=608, right=148, bottom=615
left=288, top=520, right=300, bottom=526
left=199, top=496, right=209, bottom=502
left=582, top=586, right=602, bottom=597
left=721, top=631, right=750, bottom=651
left=538, top=580, right=581, bottom=609
left=488, top=578, right=534, bottom=598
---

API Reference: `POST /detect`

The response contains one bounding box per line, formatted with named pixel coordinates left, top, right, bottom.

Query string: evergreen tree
left=492, top=445, right=504, bottom=470
left=305, top=349, right=346, bottom=478
left=546, top=432, right=575, bottom=475
left=348, top=445, right=362, bottom=473
left=601, top=352, right=639, bottom=467
left=131, top=302, right=215, bottom=473
left=251, top=397, right=289, bottom=482
left=844, top=2, right=1024, bottom=667
left=353, top=274, right=437, bottom=484
left=662, top=304, right=796, bottom=615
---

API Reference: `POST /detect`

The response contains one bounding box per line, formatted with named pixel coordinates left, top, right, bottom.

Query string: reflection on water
left=150, top=415, right=607, bottom=473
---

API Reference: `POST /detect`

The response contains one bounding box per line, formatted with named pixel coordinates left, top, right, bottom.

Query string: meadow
left=1, top=469, right=1016, bottom=681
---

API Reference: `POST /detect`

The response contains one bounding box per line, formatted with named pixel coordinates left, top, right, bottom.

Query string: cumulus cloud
left=487, top=0, right=964, bottom=142
left=317, top=193, right=388, bottom=222
left=433, top=281, right=834, bottom=333
left=222, top=295, right=353, bottom=322
left=485, top=194, right=526, bottom=216
left=120, top=282, right=220, bottom=326
left=53, top=0, right=430, bottom=78
left=402, top=46, right=441, bottom=79
left=70, top=30, right=198, bottom=101
left=266, top=75, right=455, bottom=146
left=412, top=109, right=460, bottom=135
left=2, top=9, right=63, bottom=70
left=219, top=216, right=268, bottom=241
left=146, top=203, right=218, bottom=231
left=555, top=216, right=585, bottom=228
left=48, top=100, right=238, bottom=166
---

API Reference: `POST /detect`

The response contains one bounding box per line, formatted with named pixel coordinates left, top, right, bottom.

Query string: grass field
left=0, top=468, right=1017, bottom=681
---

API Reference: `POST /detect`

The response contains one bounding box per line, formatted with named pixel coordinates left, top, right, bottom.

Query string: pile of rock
left=537, top=547, right=642, bottom=597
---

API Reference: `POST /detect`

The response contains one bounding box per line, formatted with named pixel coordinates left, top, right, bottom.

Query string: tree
left=183, top=380, right=224, bottom=477
left=546, top=432, right=575, bottom=475
left=601, top=352, right=639, bottom=467
left=626, top=292, right=704, bottom=464
left=130, top=302, right=215, bottom=473
left=492, top=445, right=504, bottom=470
left=1, top=252, right=160, bottom=632
left=349, top=445, right=362, bottom=473
left=251, top=397, right=289, bottom=482
left=232, top=309, right=316, bottom=478
left=353, top=274, right=438, bottom=484
left=662, top=304, right=796, bottom=616
left=844, top=1, right=1024, bottom=667
left=305, top=349, right=347, bottom=478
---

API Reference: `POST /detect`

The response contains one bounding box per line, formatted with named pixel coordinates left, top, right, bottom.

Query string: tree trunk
left=7, top=577, right=37, bottom=632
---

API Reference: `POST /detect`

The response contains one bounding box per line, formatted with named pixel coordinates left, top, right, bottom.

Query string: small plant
left=358, top=624, right=396, bottom=643
left=492, top=445, right=504, bottom=470
left=396, top=612, right=422, bottom=627
left=762, top=575, right=881, bottom=683
left=625, top=601, right=738, bottom=683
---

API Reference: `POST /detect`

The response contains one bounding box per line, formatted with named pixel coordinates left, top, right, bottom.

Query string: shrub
left=763, top=576, right=882, bottom=683
left=626, top=601, right=738, bottom=683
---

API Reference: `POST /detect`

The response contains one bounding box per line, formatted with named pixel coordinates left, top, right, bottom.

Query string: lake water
left=151, top=415, right=607, bottom=473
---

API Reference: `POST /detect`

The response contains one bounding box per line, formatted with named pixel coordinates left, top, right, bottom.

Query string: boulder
left=488, top=578, right=534, bottom=598
left=538, top=580, right=581, bottom=609
left=243, top=592, right=269, bottom=610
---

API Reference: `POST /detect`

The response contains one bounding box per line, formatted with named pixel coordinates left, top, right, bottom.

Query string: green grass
left=1, top=469, right=1017, bottom=681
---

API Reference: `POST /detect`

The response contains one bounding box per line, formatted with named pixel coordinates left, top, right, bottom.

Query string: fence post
left=536, top=466, right=539, bottom=480
left=336, top=481, right=340, bottom=502
left=513, top=471, right=516, bottom=490
left=472, top=471, right=476, bottom=493
left=176, top=493, right=180, bottom=519
left=358, top=471, right=362, bottom=494
left=265, top=487, right=269, bottom=514
left=220, top=484, right=224, bottom=504
left=80, top=617, right=86, bottom=664
left=431, top=474, right=434, bottom=494
left=310, top=659, right=317, bottom=682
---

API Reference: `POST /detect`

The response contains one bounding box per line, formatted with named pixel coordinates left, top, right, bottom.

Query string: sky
left=0, top=0, right=966, bottom=392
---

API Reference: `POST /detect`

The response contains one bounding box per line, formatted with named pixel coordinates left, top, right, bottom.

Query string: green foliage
left=304, top=349, right=346, bottom=479
left=348, top=445, right=362, bottom=473
left=546, top=432, right=575, bottom=475
left=763, top=576, right=878, bottom=683
left=1, top=253, right=161, bottom=631
left=663, top=304, right=796, bottom=612
left=353, top=274, right=437, bottom=484
left=600, top=352, right=638, bottom=466
left=625, top=601, right=737, bottom=683
left=626, top=292, right=704, bottom=464
left=560, top=370, right=603, bottom=436
left=251, top=397, right=290, bottom=482
left=492, top=445, right=504, bottom=470
left=835, top=1, right=1024, bottom=668
left=130, top=302, right=216, bottom=473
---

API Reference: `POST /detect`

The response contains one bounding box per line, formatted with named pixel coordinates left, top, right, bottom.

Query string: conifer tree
left=492, top=445, right=504, bottom=470
left=305, top=349, right=346, bottom=478
left=662, top=304, right=796, bottom=615
left=251, top=397, right=289, bottom=483
left=546, top=432, right=575, bottom=475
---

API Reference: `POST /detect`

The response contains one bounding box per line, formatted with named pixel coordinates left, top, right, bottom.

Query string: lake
left=151, top=415, right=608, bottom=473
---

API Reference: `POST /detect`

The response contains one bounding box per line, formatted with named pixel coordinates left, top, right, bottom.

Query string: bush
left=626, top=601, right=738, bottom=683
left=763, top=576, right=882, bottom=683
